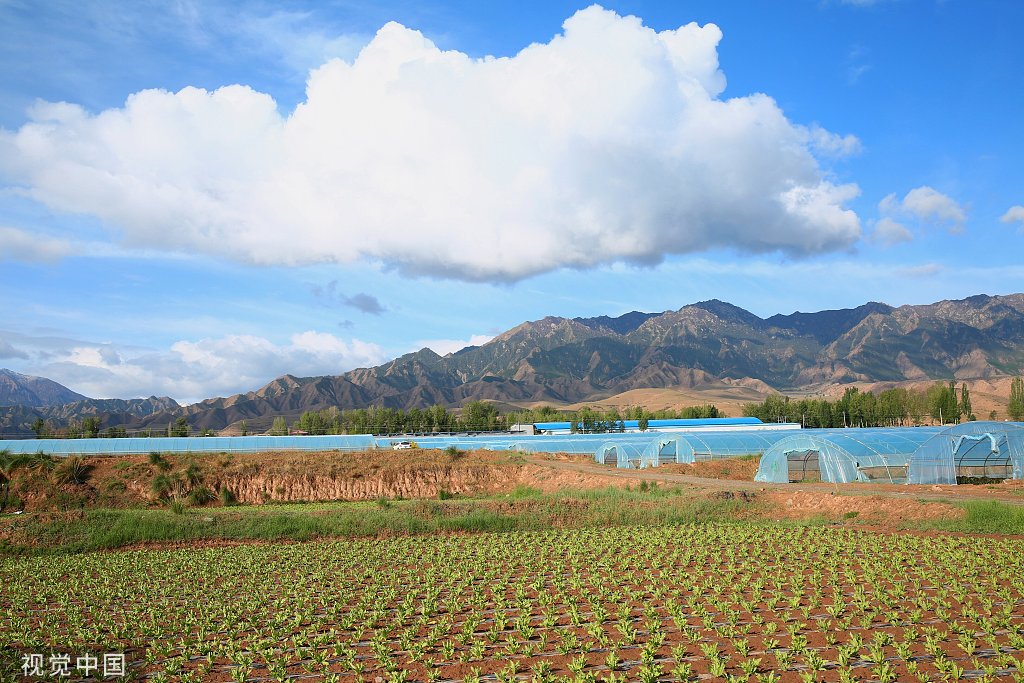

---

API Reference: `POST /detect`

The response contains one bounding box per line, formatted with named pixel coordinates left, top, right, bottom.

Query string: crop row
left=2, top=525, right=1023, bottom=682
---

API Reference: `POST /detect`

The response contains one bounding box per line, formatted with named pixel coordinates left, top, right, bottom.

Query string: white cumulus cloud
left=877, top=185, right=966, bottom=242
left=872, top=217, right=913, bottom=246
left=1001, top=205, right=1024, bottom=230
left=32, top=331, right=384, bottom=403
left=900, top=186, right=967, bottom=230
left=0, top=5, right=862, bottom=281
left=806, top=124, right=862, bottom=158
left=0, top=226, right=71, bottom=262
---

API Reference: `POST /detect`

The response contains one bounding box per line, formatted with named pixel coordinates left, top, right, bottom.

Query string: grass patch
left=924, top=500, right=1024, bottom=535
left=1, top=485, right=763, bottom=555
left=507, top=484, right=542, bottom=499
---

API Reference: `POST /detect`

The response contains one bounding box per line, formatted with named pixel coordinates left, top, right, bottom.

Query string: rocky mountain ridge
left=3, top=293, right=1024, bottom=434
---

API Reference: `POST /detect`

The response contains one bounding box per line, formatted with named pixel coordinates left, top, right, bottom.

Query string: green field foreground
left=2, top=522, right=1024, bottom=682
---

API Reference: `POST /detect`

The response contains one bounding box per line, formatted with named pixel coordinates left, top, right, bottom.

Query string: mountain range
left=3, top=293, right=1024, bottom=435
left=0, top=368, right=87, bottom=407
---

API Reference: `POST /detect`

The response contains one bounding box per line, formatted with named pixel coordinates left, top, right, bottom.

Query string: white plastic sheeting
left=907, top=421, right=1024, bottom=485
left=755, top=428, right=944, bottom=484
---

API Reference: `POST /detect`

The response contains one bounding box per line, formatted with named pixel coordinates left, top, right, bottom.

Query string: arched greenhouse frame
left=907, top=421, right=1024, bottom=485
left=755, top=428, right=944, bottom=484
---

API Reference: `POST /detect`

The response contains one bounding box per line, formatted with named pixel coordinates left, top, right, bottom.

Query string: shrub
left=444, top=446, right=465, bottom=457
left=183, top=461, right=203, bottom=487
left=150, top=473, right=179, bottom=500
left=187, top=486, right=216, bottom=506
left=53, top=456, right=90, bottom=485
left=219, top=486, right=237, bottom=506
left=148, top=452, right=172, bottom=472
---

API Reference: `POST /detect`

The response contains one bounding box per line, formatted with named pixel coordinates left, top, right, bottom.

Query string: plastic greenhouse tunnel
left=647, top=431, right=797, bottom=467
left=0, top=434, right=380, bottom=456
left=755, top=427, right=945, bottom=484
left=593, top=439, right=660, bottom=467
left=907, top=421, right=1024, bottom=485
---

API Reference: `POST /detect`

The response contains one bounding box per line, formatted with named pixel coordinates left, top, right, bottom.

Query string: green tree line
left=742, top=381, right=984, bottom=428
left=286, top=401, right=721, bottom=436
left=30, top=416, right=206, bottom=439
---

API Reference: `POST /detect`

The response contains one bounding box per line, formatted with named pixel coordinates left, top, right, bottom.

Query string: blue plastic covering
left=534, top=417, right=765, bottom=432
left=1, top=427, right=792, bottom=467
left=646, top=432, right=796, bottom=467
left=0, top=434, right=378, bottom=456
left=907, top=421, right=1024, bottom=485
left=755, top=428, right=945, bottom=484
left=509, top=432, right=651, bottom=458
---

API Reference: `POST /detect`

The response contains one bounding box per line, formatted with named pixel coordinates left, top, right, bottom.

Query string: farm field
left=3, top=524, right=1024, bottom=682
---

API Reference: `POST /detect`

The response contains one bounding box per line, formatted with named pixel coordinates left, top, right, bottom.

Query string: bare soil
left=658, top=456, right=761, bottom=481
left=763, top=489, right=965, bottom=525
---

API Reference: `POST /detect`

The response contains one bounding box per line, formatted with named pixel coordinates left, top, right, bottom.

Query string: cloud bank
left=0, top=5, right=862, bottom=281
left=8, top=331, right=384, bottom=403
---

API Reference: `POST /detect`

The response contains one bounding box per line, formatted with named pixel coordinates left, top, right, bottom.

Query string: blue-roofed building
left=531, top=417, right=799, bottom=435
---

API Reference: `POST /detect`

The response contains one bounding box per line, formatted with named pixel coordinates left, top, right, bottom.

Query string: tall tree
left=30, top=418, right=49, bottom=438
left=928, top=381, right=957, bottom=424
left=170, top=417, right=190, bottom=437
left=270, top=416, right=288, bottom=436
left=1009, top=377, right=1024, bottom=421
left=959, top=383, right=973, bottom=421
left=82, top=416, right=102, bottom=438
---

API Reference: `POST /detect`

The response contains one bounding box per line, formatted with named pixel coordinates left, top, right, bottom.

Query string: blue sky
left=1, top=0, right=1022, bottom=402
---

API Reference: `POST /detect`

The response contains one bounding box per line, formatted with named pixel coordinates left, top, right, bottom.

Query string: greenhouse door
left=787, top=450, right=821, bottom=482
left=953, top=434, right=1011, bottom=483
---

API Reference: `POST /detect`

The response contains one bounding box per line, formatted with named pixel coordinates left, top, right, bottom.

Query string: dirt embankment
left=764, top=490, right=965, bottom=525
left=220, top=460, right=518, bottom=504
left=6, top=449, right=627, bottom=511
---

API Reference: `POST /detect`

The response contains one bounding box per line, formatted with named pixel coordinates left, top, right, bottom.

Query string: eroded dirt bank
left=6, top=449, right=626, bottom=510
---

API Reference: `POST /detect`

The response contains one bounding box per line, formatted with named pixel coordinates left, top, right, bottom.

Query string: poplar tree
left=1009, top=377, right=1024, bottom=421
left=959, top=383, right=973, bottom=421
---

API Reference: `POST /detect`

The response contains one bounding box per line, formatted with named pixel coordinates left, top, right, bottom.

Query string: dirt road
left=523, top=454, right=1024, bottom=506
